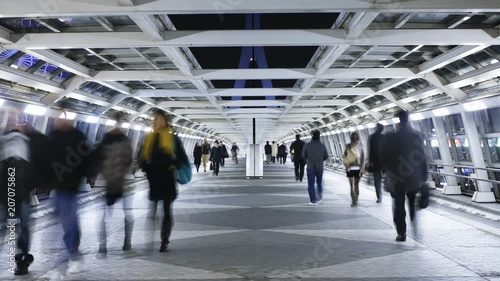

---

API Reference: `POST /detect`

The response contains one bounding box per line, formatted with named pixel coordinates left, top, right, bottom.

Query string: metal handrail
left=428, top=162, right=500, bottom=172
left=428, top=171, right=500, bottom=185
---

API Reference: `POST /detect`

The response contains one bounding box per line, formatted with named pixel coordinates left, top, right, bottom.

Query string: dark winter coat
left=26, top=128, right=52, bottom=187
left=49, top=127, right=90, bottom=193
left=278, top=144, right=287, bottom=156
left=201, top=143, right=211, bottom=155
left=290, top=140, right=305, bottom=162
left=369, top=130, right=384, bottom=171
left=141, top=135, right=188, bottom=201
left=210, top=146, right=223, bottom=162
left=380, top=125, right=428, bottom=192
left=193, top=145, right=202, bottom=165
left=264, top=144, right=272, bottom=155
left=95, top=129, right=133, bottom=204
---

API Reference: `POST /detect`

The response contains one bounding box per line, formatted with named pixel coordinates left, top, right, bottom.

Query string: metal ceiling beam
left=8, top=29, right=499, bottom=49
left=424, top=72, right=468, bottom=101
left=92, top=17, right=114, bottom=32
left=3, top=0, right=500, bottom=17
left=89, top=68, right=418, bottom=81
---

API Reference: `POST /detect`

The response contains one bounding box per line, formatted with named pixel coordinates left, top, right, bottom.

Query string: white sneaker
left=308, top=202, right=317, bottom=206
left=67, top=260, right=82, bottom=274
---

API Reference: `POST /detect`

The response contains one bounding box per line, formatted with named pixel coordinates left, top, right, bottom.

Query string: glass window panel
left=0, top=49, right=19, bottom=63
left=480, top=107, right=500, bottom=134
left=444, top=114, right=466, bottom=136
left=487, top=137, right=500, bottom=163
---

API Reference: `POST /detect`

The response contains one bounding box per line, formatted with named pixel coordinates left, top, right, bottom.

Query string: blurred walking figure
left=210, top=140, right=223, bottom=176
left=264, top=141, right=272, bottom=164
left=343, top=132, right=365, bottom=207
left=271, top=141, right=278, bottom=163
left=193, top=143, right=202, bottom=172
left=290, top=135, right=306, bottom=182
left=368, top=123, right=385, bottom=203
left=139, top=110, right=188, bottom=252
left=302, top=130, right=329, bottom=206
left=201, top=139, right=211, bottom=172
left=278, top=143, right=288, bottom=165
left=94, top=114, right=134, bottom=256
left=0, top=111, right=34, bottom=275
left=220, top=143, right=229, bottom=167
left=380, top=110, right=427, bottom=242
left=231, top=143, right=239, bottom=164
left=49, top=102, right=90, bottom=273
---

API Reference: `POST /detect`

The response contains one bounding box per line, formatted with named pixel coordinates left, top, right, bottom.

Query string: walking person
left=368, top=123, right=385, bottom=203
left=49, top=103, right=91, bottom=273
left=201, top=139, right=210, bottom=172
left=210, top=141, right=223, bottom=176
left=290, top=135, right=306, bottom=182
left=271, top=141, right=278, bottom=163
left=302, top=130, right=329, bottom=206
left=380, top=110, right=427, bottom=242
left=220, top=144, right=228, bottom=167
left=278, top=143, right=288, bottom=165
left=193, top=143, right=202, bottom=172
left=343, top=132, right=365, bottom=207
left=264, top=141, right=272, bottom=164
left=0, top=111, right=34, bottom=275
left=231, top=143, right=239, bottom=164
left=94, top=114, right=134, bottom=256
left=139, top=110, right=188, bottom=252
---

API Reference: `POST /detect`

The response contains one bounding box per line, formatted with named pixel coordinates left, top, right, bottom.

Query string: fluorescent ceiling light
left=365, top=123, right=374, bottom=129
left=121, top=123, right=130, bottom=129
left=432, top=108, right=450, bottom=117
left=134, top=125, right=142, bottom=130
left=106, top=120, right=116, bottom=126
left=392, top=118, right=400, bottom=124
left=349, top=127, right=356, bottom=132
left=59, top=112, right=76, bottom=120
left=463, top=100, right=486, bottom=112
left=410, top=113, right=425, bottom=121
left=10, top=64, right=18, bottom=69
left=24, top=104, right=46, bottom=116
left=0, top=98, right=5, bottom=107
left=380, top=120, right=389, bottom=126
left=491, top=59, right=499, bottom=64
left=86, top=116, right=99, bottom=123
left=144, top=127, right=153, bottom=132
left=462, top=16, right=471, bottom=21
left=357, top=125, right=365, bottom=130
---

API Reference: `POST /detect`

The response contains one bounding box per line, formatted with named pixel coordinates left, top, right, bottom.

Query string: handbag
left=343, top=146, right=359, bottom=166
left=210, top=162, right=213, bottom=170
left=173, top=136, right=192, bottom=185
left=418, top=181, right=430, bottom=209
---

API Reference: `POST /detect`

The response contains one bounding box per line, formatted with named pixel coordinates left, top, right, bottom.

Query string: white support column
left=432, top=117, right=461, bottom=194
left=461, top=111, right=496, bottom=202
left=87, top=123, right=99, bottom=147
left=1, top=111, right=9, bottom=130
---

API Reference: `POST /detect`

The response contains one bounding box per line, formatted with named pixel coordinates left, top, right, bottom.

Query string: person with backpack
left=278, top=143, right=288, bottom=165
left=139, top=110, right=188, bottom=252
left=193, top=143, right=202, bottom=172
left=94, top=114, right=134, bottom=255
left=343, top=131, right=365, bottom=207
left=201, top=139, right=211, bottom=172
left=231, top=143, right=239, bottom=164
left=220, top=143, right=229, bottom=167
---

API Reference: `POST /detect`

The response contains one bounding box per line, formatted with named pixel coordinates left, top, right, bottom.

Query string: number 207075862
left=7, top=167, right=16, bottom=217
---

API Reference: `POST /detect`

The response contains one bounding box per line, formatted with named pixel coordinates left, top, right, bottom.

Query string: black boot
left=14, top=254, right=33, bottom=276
left=160, top=220, right=172, bottom=253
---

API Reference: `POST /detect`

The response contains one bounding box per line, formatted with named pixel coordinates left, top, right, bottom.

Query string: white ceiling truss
left=0, top=2, right=499, bottom=144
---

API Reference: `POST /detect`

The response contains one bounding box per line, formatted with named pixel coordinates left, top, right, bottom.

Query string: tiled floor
left=1, top=159, right=500, bottom=280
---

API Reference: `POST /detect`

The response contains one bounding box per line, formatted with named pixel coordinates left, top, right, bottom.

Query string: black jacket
left=0, top=130, right=32, bottom=201
left=26, top=129, right=52, bottom=187
left=380, top=125, right=427, bottom=192
left=221, top=145, right=228, bottom=158
left=278, top=144, right=287, bottom=156
left=141, top=135, right=188, bottom=201
left=369, top=131, right=384, bottom=171
left=201, top=143, right=211, bottom=155
left=290, top=140, right=305, bottom=161
left=210, top=146, right=223, bottom=162
left=264, top=144, right=272, bottom=155
left=193, top=145, right=202, bottom=165
left=49, top=127, right=90, bottom=193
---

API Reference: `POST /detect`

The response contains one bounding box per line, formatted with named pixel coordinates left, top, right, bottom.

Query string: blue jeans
left=0, top=199, right=30, bottom=256
left=307, top=168, right=324, bottom=203
left=54, top=191, right=80, bottom=256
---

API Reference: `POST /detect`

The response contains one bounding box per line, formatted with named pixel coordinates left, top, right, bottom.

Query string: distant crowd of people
left=192, top=139, right=239, bottom=176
